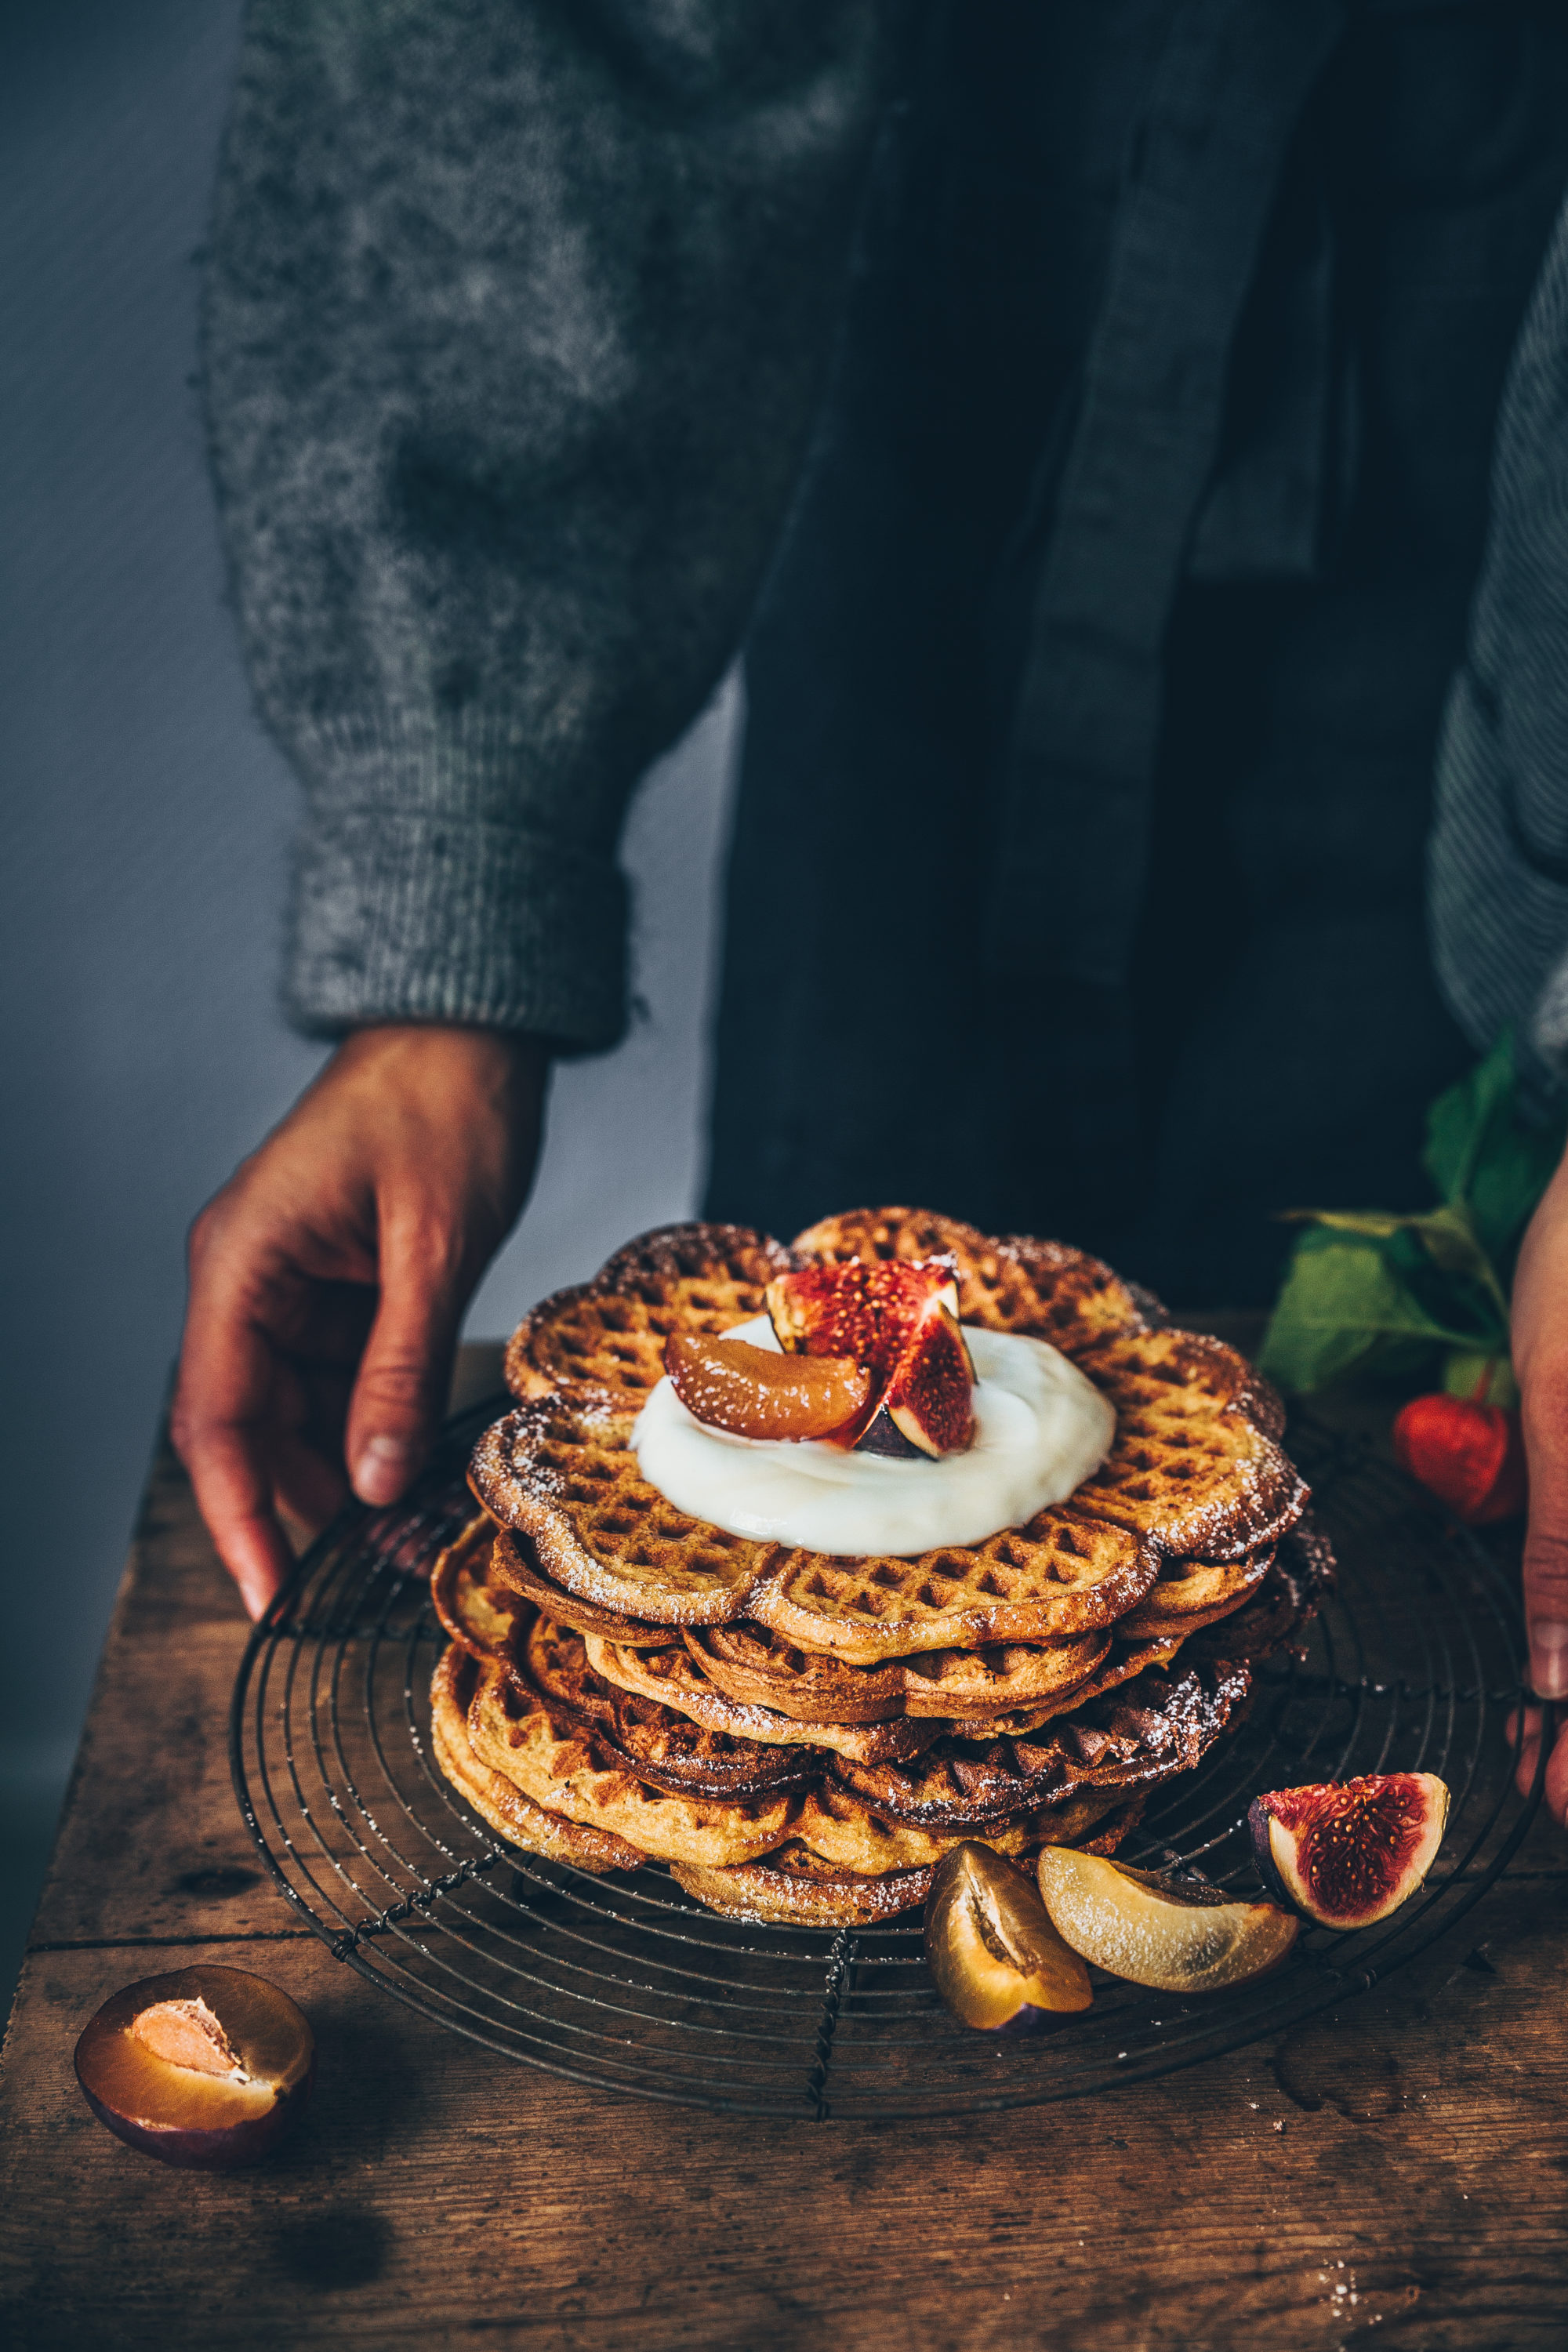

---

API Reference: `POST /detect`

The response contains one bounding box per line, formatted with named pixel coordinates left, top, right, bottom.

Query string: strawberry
left=1391, top=1392, right=1526, bottom=1526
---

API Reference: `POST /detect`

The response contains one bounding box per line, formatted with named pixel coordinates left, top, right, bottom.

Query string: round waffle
left=514, top=1614, right=815, bottom=1801
left=1069, top=1328, right=1303, bottom=1561
left=1113, top=1546, right=1276, bottom=1641
left=488, top=1526, right=670, bottom=1646
left=683, top=1620, right=1111, bottom=1722
left=430, top=1516, right=524, bottom=1662
left=462, top=1658, right=802, bottom=1866
left=942, top=1633, right=1189, bottom=1739
left=503, top=1222, right=794, bottom=1406
left=474, top=1218, right=1305, bottom=1653
left=470, top=1395, right=1161, bottom=1651
left=583, top=1634, right=940, bottom=1763
left=826, top=1657, right=1253, bottom=1831
left=429, top=1648, right=648, bottom=1871
left=673, top=1790, right=1147, bottom=1926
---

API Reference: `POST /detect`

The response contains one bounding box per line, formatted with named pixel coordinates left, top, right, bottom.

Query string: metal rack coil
left=230, top=1399, right=1546, bottom=2118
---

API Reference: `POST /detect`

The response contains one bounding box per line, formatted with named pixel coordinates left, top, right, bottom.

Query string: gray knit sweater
left=205, top=1, right=888, bottom=1048
left=206, top=0, right=1568, bottom=1076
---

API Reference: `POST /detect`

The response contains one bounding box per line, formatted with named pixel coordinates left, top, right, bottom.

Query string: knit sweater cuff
left=283, top=806, right=628, bottom=1051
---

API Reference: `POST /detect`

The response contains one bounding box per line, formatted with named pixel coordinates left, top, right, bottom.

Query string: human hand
left=172, top=1025, right=547, bottom=1617
left=1504, top=1147, right=1568, bottom=1825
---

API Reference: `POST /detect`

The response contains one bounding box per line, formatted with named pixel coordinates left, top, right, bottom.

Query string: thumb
left=346, top=1218, right=470, bottom=1508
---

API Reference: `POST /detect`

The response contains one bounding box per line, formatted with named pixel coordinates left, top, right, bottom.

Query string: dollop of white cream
left=630, top=1316, right=1115, bottom=1556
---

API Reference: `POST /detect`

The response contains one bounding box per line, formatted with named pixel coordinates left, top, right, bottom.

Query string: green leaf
left=1421, top=1029, right=1568, bottom=1272
left=1422, top=1030, right=1515, bottom=1207
left=1258, top=1239, right=1490, bottom=1394
left=1279, top=1202, right=1508, bottom=1330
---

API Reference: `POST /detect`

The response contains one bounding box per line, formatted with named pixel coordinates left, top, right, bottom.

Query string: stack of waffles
left=430, top=1210, right=1332, bottom=1925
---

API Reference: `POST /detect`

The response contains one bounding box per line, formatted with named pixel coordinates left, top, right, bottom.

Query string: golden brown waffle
left=673, top=1790, right=1146, bottom=1926
left=429, top=1648, right=647, bottom=1871
left=943, top=1634, right=1188, bottom=1740
left=1114, top=1547, right=1276, bottom=1641
left=684, top=1620, right=1110, bottom=1722
left=791, top=1780, right=1123, bottom=1871
left=789, top=1207, right=1150, bottom=1361
left=669, top=1845, right=938, bottom=1926
left=583, top=1635, right=940, bottom=1764
left=483, top=1216, right=1305, bottom=1658
left=487, top=1526, right=670, bottom=1646
left=471, top=1398, right=774, bottom=1623
left=514, top=1615, right=813, bottom=1801
left=471, top=1394, right=1161, bottom=1651
left=827, top=1657, right=1252, bottom=1831
left=503, top=1222, right=793, bottom=1405
left=749, top=1512, right=1156, bottom=1661
left=430, top=1517, right=524, bottom=1663
left=1070, top=1328, right=1303, bottom=1561
left=684, top=1624, right=913, bottom=1723
left=462, top=1658, right=801, bottom=1865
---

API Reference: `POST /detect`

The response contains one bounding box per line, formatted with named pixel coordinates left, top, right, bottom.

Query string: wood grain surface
left=3, top=1345, right=1566, bottom=2351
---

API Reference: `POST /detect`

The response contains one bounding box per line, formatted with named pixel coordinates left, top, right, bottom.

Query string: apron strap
left=987, top=0, right=1348, bottom=992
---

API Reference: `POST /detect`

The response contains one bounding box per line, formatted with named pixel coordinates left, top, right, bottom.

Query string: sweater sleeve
left=1429, top=190, right=1568, bottom=1096
left=204, top=0, right=887, bottom=1048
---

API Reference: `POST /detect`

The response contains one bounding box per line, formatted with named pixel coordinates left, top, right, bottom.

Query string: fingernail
left=1530, top=1622, right=1568, bottom=1699
left=354, top=1435, right=413, bottom=1506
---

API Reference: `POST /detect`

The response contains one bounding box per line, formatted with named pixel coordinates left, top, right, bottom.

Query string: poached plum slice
left=666, top=1331, right=871, bottom=1442
left=74, top=1964, right=314, bottom=2169
left=924, top=1842, right=1092, bottom=2031
left=1036, top=1849, right=1298, bottom=1992
left=1248, top=1772, right=1449, bottom=1930
left=765, top=1257, right=975, bottom=1456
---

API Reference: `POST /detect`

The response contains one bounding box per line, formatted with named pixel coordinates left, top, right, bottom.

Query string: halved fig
left=1036, top=1848, right=1299, bottom=1993
left=666, top=1330, right=872, bottom=1441
left=924, top=1842, right=1092, bottom=2031
left=766, top=1256, right=975, bottom=1455
left=74, top=1965, right=314, bottom=2168
left=1248, top=1772, right=1449, bottom=1930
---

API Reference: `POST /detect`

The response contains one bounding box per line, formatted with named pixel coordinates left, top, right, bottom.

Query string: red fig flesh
left=925, top=1842, right=1092, bottom=2031
left=74, top=1965, right=314, bottom=2168
left=666, top=1331, right=872, bottom=1441
left=1036, top=1848, right=1298, bottom=1992
left=1248, top=1772, right=1449, bottom=1930
left=766, top=1257, right=975, bottom=1455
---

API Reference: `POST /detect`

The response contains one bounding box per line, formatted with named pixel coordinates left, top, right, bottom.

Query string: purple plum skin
left=76, top=2063, right=313, bottom=2169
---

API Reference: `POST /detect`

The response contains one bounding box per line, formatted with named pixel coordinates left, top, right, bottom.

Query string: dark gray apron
left=706, top=0, right=1568, bottom=1303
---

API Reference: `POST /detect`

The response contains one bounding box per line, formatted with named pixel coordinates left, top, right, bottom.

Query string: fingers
left=1519, top=1365, right=1568, bottom=1702
left=171, top=1298, right=296, bottom=1621
left=1507, top=1703, right=1568, bottom=1827
left=344, top=1215, right=472, bottom=1506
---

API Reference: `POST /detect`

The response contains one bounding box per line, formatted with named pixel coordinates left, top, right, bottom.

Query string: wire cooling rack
left=230, top=1397, right=1547, bottom=2119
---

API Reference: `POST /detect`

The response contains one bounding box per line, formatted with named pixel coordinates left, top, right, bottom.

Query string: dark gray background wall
left=0, top=0, right=739, bottom=2005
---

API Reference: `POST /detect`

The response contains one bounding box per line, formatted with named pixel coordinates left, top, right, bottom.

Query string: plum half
left=1248, top=1772, right=1450, bottom=1930
left=74, top=1964, right=314, bottom=2168
left=1036, top=1848, right=1299, bottom=1993
left=665, top=1330, right=872, bottom=1441
left=924, top=1842, right=1092, bottom=2031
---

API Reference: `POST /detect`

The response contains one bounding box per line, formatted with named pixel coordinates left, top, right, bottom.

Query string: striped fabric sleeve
left=1430, top=191, right=1568, bottom=1096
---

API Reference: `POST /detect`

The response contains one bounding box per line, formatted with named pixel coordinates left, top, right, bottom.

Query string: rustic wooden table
left=3, top=1343, right=1566, bottom=2350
